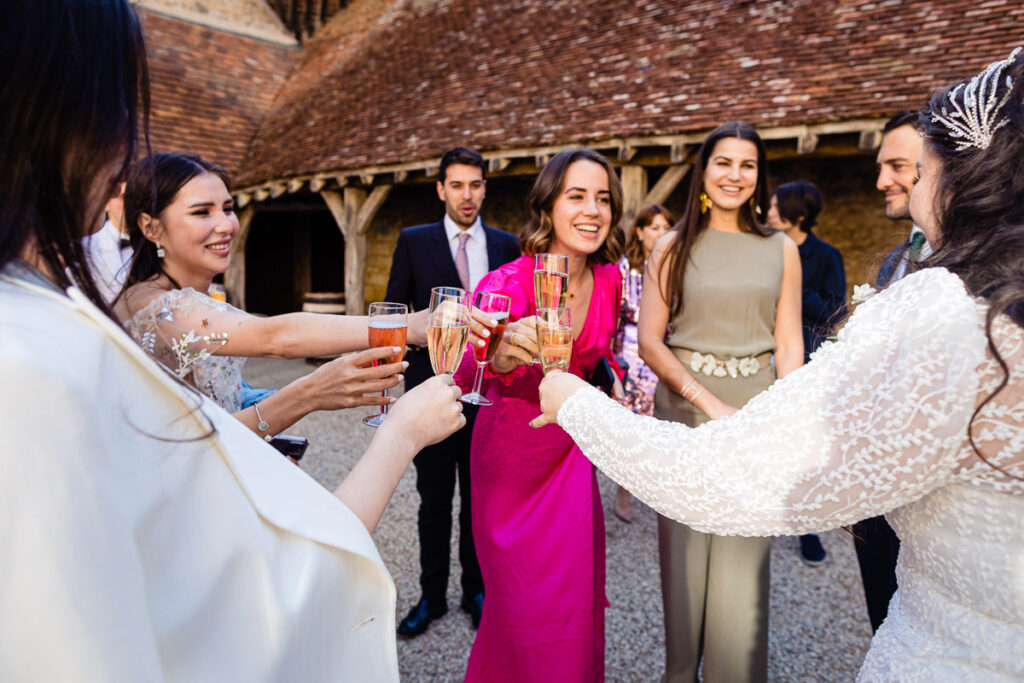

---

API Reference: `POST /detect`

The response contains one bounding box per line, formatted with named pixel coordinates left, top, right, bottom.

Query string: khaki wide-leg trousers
left=653, top=362, right=774, bottom=683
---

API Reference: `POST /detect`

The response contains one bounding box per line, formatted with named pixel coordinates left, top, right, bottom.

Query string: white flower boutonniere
left=852, top=283, right=877, bottom=305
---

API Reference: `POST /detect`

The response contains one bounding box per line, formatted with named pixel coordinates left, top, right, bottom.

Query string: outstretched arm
left=536, top=270, right=988, bottom=536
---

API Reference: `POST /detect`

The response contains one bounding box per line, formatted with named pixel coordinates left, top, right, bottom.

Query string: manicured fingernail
left=482, top=329, right=491, bottom=337
left=392, top=346, right=402, bottom=353
left=389, top=396, right=397, bottom=404
left=487, top=318, right=497, bottom=327
left=476, top=339, right=486, bottom=347
left=402, top=361, right=409, bottom=369
left=396, top=374, right=404, bottom=382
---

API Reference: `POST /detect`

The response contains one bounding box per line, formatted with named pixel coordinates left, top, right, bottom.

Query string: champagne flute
left=362, top=301, right=408, bottom=428
left=534, top=253, right=569, bottom=310
left=427, top=287, right=471, bottom=376
left=460, top=291, right=512, bottom=406
left=535, top=307, right=572, bottom=374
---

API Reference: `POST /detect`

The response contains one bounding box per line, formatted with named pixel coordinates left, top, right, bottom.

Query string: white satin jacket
left=0, top=265, right=399, bottom=682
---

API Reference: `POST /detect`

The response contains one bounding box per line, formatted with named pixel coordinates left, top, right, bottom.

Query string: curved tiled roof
left=142, top=10, right=298, bottom=175
left=236, top=0, right=1024, bottom=185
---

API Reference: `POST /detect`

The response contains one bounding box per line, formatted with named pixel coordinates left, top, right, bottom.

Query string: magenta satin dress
left=456, top=255, right=622, bottom=682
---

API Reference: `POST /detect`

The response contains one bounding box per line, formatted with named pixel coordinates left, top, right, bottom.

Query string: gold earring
left=750, top=197, right=762, bottom=216
left=699, top=191, right=712, bottom=214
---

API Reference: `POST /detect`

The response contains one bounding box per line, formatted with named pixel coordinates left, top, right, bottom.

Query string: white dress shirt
left=82, top=219, right=133, bottom=303
left=443, top=214, right=488, bottom=291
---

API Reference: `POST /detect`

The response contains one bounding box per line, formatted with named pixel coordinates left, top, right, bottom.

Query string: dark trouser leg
left=852, top=515, right=901, bottom=633
left=414, top=434, right=459, bottom=604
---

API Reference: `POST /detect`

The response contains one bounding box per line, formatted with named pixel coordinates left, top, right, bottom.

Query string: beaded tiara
left=930, top=47, right=1020, bottom=151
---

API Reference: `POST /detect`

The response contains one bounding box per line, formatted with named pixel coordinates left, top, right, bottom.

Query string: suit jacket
left=384, top=220, right=520, bottom=389
left=876, top=240, right=909, bottom=287
left=0, top=265, right=399, bottom=682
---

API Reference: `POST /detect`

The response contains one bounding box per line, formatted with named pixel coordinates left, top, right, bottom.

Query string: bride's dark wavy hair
left=918, top=48, right=1024, bottom=472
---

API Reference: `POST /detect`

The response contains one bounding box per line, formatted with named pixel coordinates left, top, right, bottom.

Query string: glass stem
left=471, top=363, right=486, bottom=396
left=380, top=388, right=389, bottom=417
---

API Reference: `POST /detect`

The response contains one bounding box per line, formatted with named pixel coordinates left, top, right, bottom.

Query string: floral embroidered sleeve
left=125, top=288, right=248, bottom=377
left=555, top=269, right=1015, bottom=536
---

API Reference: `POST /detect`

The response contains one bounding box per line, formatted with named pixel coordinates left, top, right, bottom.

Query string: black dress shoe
left=460, top=592, right=484, bottom=629
left=397, top=598, right=447, bottom=638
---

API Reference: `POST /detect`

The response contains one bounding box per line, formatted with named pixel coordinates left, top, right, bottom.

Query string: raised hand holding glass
left=461, top=291, right=511, bottom=406
left=362, top=302, right=408, bottom=427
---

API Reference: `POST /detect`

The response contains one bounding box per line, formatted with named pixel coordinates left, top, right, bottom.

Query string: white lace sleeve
left=558, top=269, right=989, bottom=536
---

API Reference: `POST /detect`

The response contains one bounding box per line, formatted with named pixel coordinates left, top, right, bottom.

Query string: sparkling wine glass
left=534, top=253, right=569, bottom=310
left=427, top=287, right=471, bottom=376
left=535, top=307, right=572, bottom=375
left=460, top=291, right=512, bottom=406
left=362, top=301, right=408, bottom=428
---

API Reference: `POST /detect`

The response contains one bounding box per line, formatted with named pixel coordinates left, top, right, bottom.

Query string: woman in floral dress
left=611, top=204, right=673, bottom=521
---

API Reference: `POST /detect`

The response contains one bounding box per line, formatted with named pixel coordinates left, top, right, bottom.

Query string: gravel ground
left=247, top=358, right=873, bottom=682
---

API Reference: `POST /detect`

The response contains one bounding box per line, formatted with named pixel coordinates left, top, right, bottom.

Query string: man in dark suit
left=854, top=110, right=927, bottom=634
left=385, top=147, right=520, bottom=638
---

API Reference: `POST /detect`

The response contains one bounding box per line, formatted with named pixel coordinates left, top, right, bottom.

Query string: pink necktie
left=455, top=232, right=471, bottom=290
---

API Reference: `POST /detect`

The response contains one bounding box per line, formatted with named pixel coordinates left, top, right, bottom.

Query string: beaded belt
left=676, top=349, right=771, bottom=379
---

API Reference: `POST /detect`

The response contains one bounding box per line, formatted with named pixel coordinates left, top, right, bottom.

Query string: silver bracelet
left=253, top=402, right=273, bottom=442
left=687, top=385, right=706, bottom=404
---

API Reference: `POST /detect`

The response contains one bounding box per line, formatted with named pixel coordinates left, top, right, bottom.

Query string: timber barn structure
left=138, top=0, right=1024, bottom=315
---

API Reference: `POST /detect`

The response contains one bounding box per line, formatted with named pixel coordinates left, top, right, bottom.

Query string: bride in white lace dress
left=532, top=50, right=1024, bottom=680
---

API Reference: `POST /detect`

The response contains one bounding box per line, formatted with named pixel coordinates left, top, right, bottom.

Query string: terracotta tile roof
left=143, top=0, right=1022, bottom=186
left=141, top=9, right=298, bottom=175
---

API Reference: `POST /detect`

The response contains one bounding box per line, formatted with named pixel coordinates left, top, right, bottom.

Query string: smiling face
left=437, top=163, right=486, bottom=228
left=909, top=143, right=941, bottom=247
left=637, top=213, right=671, bottom=257
left=547, top=160, right=613, bottom=258
left=876, top=124, right=923, bottom=220
left=143, top=172, right=239, bottom=283
left=702, top=137, right=759, bottom=213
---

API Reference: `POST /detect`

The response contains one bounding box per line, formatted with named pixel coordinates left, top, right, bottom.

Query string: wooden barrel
left=302, top=292, right=346, bottom=363
left=301, top=291, right=346, bottom=315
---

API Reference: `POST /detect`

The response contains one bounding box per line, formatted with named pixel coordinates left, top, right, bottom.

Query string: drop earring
left=750, top=197, right=762, bottom=216
left=155, top=241, right=166, bottom=259
left=699, top=191, right=712, bottom=214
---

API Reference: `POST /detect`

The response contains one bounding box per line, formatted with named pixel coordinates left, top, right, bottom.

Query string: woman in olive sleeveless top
left=637, top=123, right=803, bottom=683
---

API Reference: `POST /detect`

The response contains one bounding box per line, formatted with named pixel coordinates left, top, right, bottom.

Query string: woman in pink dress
left=459, top=148, right=625, bottom=681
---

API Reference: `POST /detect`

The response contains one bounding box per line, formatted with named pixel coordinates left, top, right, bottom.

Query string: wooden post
left=643, top=164, right=691, bottom=208
left=224, top=204, right=254, bottom=310
left=320, top=184, right=393, bottom=316
left=620, top=165, right=648, bottom=236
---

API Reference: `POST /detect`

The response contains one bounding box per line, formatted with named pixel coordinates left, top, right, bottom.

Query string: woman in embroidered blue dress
left=116, top=153, right=431, bottom=439
left=635, top=123, right=803, bottom=682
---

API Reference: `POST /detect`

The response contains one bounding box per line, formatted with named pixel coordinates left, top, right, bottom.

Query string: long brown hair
left=624, top=204, right=675, bottom=270
left=518, top=148, right=625, bottom=267
left=659, top=122, right=771, bottom=319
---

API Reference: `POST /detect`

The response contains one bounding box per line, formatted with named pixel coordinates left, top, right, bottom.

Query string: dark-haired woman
left=458, top=148, right=625, bottom=681
left=767, top=181, right=846, bottom=566
left=0, top=3, right=464, bottom=678
left=638, top=123, right=803, bottom=682
left=611, top=204, right=673, bottom=522
left=117, top=152, right=430, bottom=439
left=534, top=49, right=1024, bottom=680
